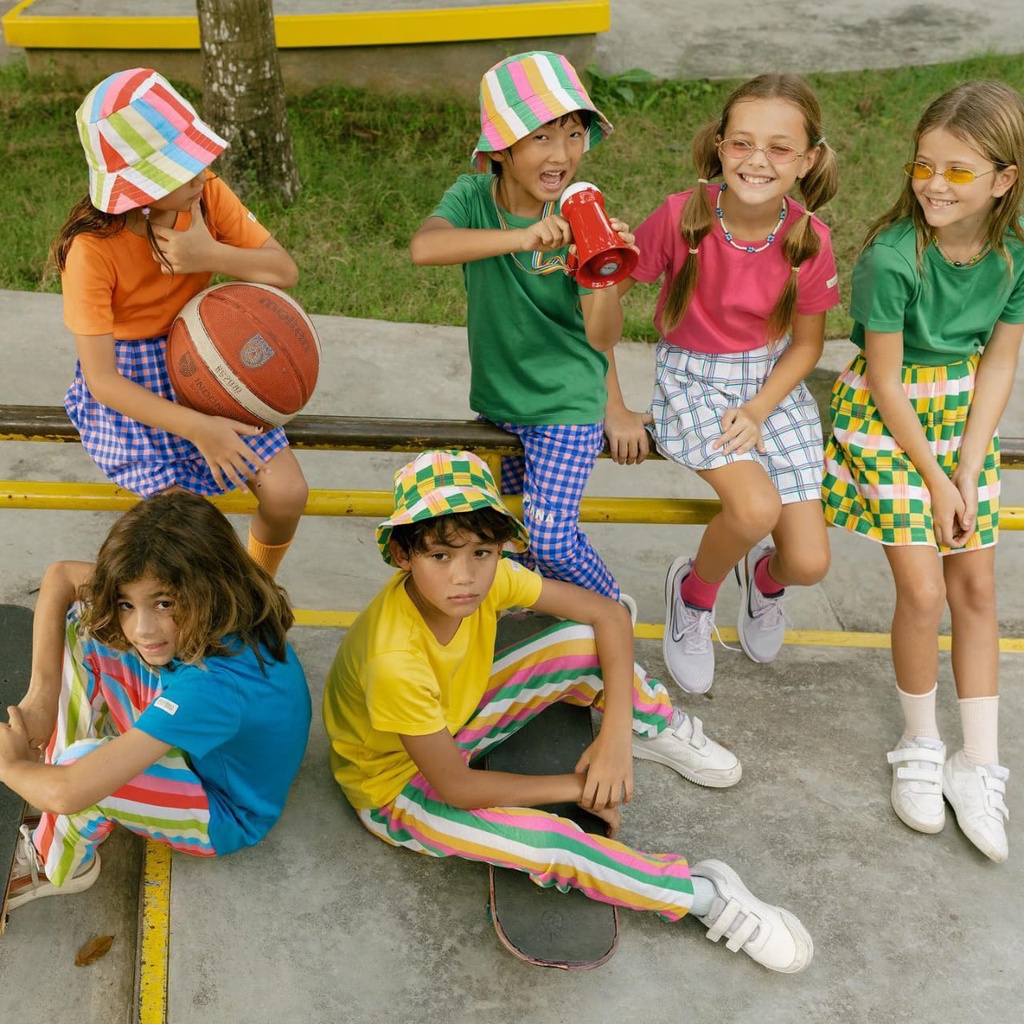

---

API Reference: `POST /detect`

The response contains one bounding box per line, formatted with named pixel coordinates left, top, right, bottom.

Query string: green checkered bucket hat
left=376, top=450, right=530, bottom=566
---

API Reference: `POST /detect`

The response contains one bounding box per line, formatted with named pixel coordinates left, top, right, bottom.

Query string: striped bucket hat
left=76, top=68, right=227, bottom=214
left=472, top=51, right=612, bottom=171
left=376, top=450, right=530, bottom=566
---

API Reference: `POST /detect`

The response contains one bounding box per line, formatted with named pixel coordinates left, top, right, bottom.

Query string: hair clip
left=697, top=178, right=710, bottom=185
left=688, top=247, right=699, bottom=255
left=791, top=265, right=800, bottom=274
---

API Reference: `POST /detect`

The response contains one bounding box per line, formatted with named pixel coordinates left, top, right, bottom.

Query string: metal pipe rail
left=1, top=405, right=1021, bottom=528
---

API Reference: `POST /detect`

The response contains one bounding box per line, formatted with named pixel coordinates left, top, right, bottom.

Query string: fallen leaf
left=75, top=934, right=114, bottom=966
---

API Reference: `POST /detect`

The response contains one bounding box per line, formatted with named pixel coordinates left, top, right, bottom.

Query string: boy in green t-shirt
left=322, top=449, right=814, bottom=974
left=410, top=51, right=646, bottom=614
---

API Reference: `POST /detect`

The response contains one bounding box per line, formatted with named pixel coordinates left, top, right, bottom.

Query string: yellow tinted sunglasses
left=903, top=161, right=998, bottom=186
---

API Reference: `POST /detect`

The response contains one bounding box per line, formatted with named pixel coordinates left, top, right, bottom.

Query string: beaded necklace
left=491, top=178, right=569, bottom=276
left=931, top=236, right=991, bottom=268
left=715, top=182, right=788, bottom=254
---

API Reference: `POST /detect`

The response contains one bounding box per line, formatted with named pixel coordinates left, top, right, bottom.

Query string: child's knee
left=898, top=575, right=946, bottom=620
left=257, top=458, right=308, bottom=519
left=780, top=545, right=830, bottom=587
left=723, top=490, right=782, bottom=541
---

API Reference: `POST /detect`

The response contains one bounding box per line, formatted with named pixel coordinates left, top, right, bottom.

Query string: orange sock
left=247, top=531, right=292, bottom=576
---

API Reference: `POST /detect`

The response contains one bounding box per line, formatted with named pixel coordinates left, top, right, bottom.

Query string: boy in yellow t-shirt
left=322, top=450, right=814, bottom=973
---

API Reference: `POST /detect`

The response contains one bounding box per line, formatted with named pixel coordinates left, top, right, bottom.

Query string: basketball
left=166, top=282, right=321, bottom=428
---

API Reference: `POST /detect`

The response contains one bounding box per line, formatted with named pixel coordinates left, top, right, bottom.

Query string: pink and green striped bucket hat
left=472, top=51, right=613, bottom=171
left=76, top=68, right=227, bottom=214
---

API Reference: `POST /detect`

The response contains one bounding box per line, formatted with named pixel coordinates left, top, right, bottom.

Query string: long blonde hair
left=662, top=73, right=839, bottom=342
left=863, top=80, right=1024, bottom=265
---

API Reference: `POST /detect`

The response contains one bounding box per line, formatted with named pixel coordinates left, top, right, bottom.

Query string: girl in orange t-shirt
left=54, top=68, right=307, bottom=576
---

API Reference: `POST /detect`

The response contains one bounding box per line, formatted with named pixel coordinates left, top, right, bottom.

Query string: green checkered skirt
left=822, top=353, right=999, bottom=551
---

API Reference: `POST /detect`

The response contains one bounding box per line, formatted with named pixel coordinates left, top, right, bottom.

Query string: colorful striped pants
left=32, top=612, right=215, bottom=887
left=493, top=420, right=620, bottom=599
left=359, top=620, right=697, bottom=920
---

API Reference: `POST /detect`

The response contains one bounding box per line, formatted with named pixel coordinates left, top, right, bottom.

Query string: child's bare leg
left=246, top=447, right=308, bottom=573
left=943, top=547, right=998, bottom=699
left=769, top=499, right=830, bottom=588
left=882, top=546, right=947, bottom=835
left=694, top=462, right=781, bottom=583
left=883, top=546, right=945, bottom=696
left=939, top=545, right=1007, bottom=860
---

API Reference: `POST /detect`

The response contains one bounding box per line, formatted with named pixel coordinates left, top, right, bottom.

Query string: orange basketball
left=167, top=283, right=321, bottom=428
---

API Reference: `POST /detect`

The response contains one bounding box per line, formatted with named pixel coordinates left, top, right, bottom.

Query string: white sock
left=959, top=695, right=1000, bottom=765
left=690, top=876, right=717, bottom=917
left=897, top=683, right=940, bottom=741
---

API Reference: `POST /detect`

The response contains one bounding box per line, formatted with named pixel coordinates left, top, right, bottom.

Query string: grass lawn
left=2, top=53, right=1023, bottom=341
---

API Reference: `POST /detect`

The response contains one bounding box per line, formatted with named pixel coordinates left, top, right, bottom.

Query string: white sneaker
left=886, top=736, right=946, bottom=834
left=689, top=859, right=814, bottom=973
left=662, top=556, right=715, bottom=694
left=619, top=592, right=638, bottom=627
left=942, top=749, right=1010, bottom=863
left=735, top=543, right=790, bottom=664
left=632, top=709, right=742, bottom=788
left=7, top=825, right=102, bottom=911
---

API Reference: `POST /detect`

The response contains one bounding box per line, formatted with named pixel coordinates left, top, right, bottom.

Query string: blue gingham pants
left=492, top=420, right=619, bottom=598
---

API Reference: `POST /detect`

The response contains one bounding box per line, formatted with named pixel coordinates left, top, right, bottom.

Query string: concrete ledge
left=2, top=0, right=605, bottom=95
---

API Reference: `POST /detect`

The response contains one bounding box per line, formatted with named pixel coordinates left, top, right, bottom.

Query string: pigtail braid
left=765, top=140, right=839, bottom=342
left=661, top=121, right=722, bottom=334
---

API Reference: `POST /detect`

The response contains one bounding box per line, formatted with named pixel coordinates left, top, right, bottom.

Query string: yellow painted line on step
left=2, top=1, right=609, bottom=49
left=137, top=840, right=172, bottom=1024
left=294, top=609, right=1024, bottom=653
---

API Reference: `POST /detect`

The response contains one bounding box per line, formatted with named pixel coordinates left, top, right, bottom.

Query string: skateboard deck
left=486, top=613, right=619, bottom=969
left=0, top=604, right=32, bottom=934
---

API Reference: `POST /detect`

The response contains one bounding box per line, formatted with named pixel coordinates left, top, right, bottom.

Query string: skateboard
left=0, top=604, right=32, bottom=934
left=486, top=613, right=619, bottom=969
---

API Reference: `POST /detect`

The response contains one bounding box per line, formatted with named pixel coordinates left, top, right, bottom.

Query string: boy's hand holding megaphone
left=560, top=182, right=639, bottom=289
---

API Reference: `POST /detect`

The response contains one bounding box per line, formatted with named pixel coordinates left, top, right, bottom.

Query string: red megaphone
left=560, top=181, right=638, bottom=289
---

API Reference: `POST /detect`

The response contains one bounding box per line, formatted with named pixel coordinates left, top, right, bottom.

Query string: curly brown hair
left=78, top=492, right=294, bottom=666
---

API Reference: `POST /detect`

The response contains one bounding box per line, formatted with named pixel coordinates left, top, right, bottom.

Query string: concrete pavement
left=0, top=288, right=1023, bottom=1022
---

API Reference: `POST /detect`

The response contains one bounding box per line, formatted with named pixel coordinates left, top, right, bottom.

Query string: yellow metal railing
left=3, top=406, right=1024, bottom=528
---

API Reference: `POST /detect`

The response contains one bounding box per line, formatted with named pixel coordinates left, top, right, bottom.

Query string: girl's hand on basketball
left=151, top=196, right=217, bottom=275
left=189, top=415, right=266, bottom=493
left=519, top=215, right=572, bottom=254
left=715, top=405, right=766, bottom=456
left=931, top=475, right=969, bottom=548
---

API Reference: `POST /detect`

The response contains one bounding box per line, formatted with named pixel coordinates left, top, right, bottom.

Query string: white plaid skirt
left=65, top=336, right=289, bottom=497
left=649, top=339, right=824, bottom=504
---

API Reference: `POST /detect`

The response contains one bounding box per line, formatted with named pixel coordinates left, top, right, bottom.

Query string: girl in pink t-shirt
left=621, top=74, right=840, bottom=696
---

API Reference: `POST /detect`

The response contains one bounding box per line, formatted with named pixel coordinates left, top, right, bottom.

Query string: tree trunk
left=196, top=0, right=301, bottom=204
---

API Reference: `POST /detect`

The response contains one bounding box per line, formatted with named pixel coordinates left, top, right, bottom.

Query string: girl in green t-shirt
left=823, top=81, right=1024, bottom=863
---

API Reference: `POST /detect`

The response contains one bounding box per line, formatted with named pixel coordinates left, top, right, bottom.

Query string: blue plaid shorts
left=491, top=420, right=619, bottom=598
left=65, top=335, right=289, bottom=497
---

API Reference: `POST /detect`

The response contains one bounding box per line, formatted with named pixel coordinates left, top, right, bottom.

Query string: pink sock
left=754, top=553, right=784, bottom=596
left=680, top=566, right=722, bottom=610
